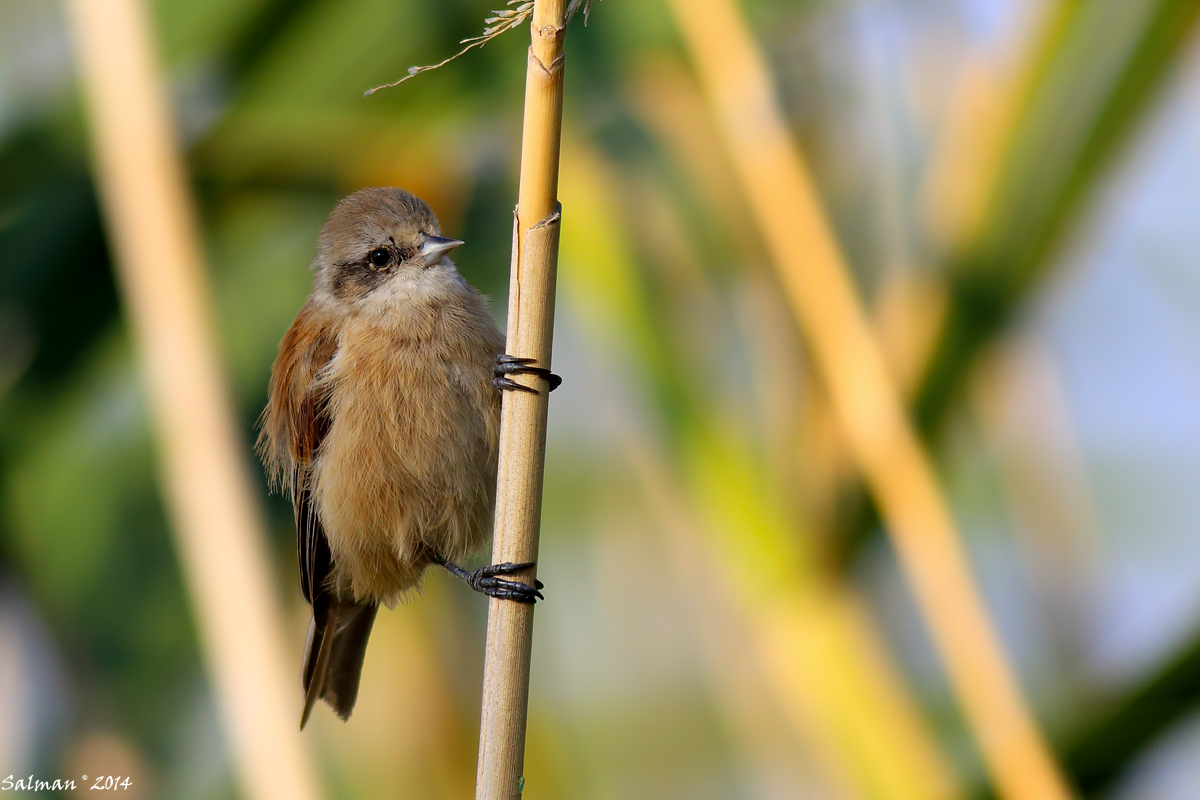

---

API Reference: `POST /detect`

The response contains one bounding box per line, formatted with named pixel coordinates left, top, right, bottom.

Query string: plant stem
left=63, top=2, right=322, bottom=799
left=475, top=1, right=567, bottom=798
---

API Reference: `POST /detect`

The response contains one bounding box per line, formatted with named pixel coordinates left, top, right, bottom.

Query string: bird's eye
left=368, top=248, right=390, bottom=268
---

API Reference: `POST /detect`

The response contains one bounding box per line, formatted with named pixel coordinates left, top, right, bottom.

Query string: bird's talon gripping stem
left=493, top=354, right=561, bottom=394
left=434, top=555, right=544, bottom=604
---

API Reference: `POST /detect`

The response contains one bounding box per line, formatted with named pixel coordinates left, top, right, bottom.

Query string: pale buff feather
left=315, top=284, right=503, bottom=602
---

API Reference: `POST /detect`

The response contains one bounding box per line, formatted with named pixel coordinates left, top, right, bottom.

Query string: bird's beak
left=419, top=235, right=464, bottom=267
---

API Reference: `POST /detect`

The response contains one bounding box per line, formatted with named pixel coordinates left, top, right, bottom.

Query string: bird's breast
left=311, top=298, right=503, bottom=602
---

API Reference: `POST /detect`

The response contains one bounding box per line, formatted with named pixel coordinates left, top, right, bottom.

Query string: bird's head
left=312, top=187, right=465, bottom=304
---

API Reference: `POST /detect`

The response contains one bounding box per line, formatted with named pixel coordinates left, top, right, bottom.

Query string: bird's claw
left=465, top=561, right=544, bottom=604
left=493, top=354, right=561, bottom=394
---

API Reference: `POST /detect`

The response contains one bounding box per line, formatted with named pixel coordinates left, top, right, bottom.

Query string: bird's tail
left=300, top=598, right=378, bottom=729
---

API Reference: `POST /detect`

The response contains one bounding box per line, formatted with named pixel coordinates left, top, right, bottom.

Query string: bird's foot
left=438, top=556, right=544, bottom=604
left=466, top=561, right=545, bottom=603
left=492, top=354, right=561, bottom=394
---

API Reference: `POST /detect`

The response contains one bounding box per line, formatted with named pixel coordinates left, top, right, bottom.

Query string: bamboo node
left=514, top=204, right=562, bottom=288
left=526, top=47, right=566, bottom=77
left=529, top=205, right=563, bottom=231
left=534, top=21, right=568, bottom=40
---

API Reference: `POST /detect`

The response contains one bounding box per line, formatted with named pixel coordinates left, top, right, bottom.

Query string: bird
left=257, top=187, right=558, bottom=728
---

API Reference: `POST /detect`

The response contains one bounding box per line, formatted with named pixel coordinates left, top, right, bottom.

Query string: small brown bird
left=258, top=187, right=557, bottom=728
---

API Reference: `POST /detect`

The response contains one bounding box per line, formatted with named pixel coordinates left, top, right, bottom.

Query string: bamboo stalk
left=63, top=3, right=323, bottom=800
left=475, top=1, right=568, bottom=798
left=665, top=1, right=1075, bottom=799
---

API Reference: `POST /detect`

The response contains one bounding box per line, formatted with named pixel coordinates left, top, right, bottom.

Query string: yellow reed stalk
left=475, top=1, right=568, bottom=798
left=62, top=2, right=323, bottom=800
left=561, top=141, right=959, bottom=800
left=920, top=1, right=1072, bottom=256
left=664, top=1, right=1075, bottom=799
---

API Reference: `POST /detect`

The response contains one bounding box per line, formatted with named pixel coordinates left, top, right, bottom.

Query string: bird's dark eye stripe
left=367, top=248, right=390, bottom=267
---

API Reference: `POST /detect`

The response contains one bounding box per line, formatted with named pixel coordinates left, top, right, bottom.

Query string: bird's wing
left=293, top=383, right=333, bottom=606
left=259, top=301, right=339, bottom=605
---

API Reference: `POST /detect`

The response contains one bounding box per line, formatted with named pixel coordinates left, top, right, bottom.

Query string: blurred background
left=3, top=0, right=1200, bottom=797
